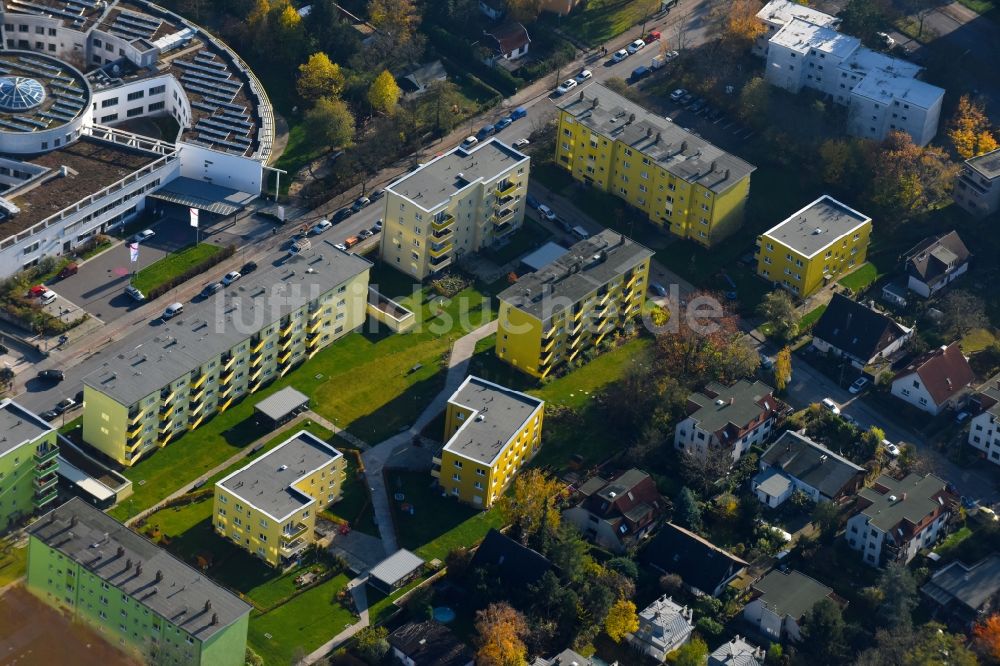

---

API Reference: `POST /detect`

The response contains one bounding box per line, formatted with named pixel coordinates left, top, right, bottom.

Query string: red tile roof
left=896, top=342, right=974, bottom=406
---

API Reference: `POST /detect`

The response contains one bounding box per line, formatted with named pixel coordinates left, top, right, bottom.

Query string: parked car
left=200, top=282, right=223, bottom=298
left=40, top=410, right=58, bottom=422
left=956, top=411, right=971, bottom=424
left=512, top=138, right=530, bottom=149
left=373, top=219, right=383, bottom=232
left=575, top=69, right=593, bottom=83
left=369, top=189, right=385, bottom=201
left=332, top=208, right=353, bottom=222
left=537, top=204, right=557, bottom=221
left=759, top=353, right=774, bottom=370
left=626, top=39, right=646, bottom=54
left=57, top=263, right=78, bottom=280
left=241, top=261, right=258, bottom=275
left=680, top=93, right=694, bottom=105
left=821, top=398, right=841, bottom=415
left=311, top=219, right=333, bottom=235
left=162, top=302, right=184, bottom=320
left=344, top=236, right=361, bottom=248
left=37, top=369, right=64, bottom=382
left=571, top=225, right=590, bottom=240
left=630, top=66, right=650, bottom=83
left=74, top=390, right=83, bottom=403
left=222, top=271, right=242, bottom=286
left=670, top=88, right=687, bottom=102
left=876, top=31, right=895, bottom=47
left=130, top=229, right=155, bottom=243
left=849, top=377, right=869, bottom=394
left=334, top=243, right=347, bottom=251
left=494, top=117, right=513, bottom=130
left=352, top=196, right=370, bottom=212
left=125, top=285, right=145, bottom=301
left=461, top=135, right=479, bottom=149
left=556, top=79, right=578, bottom=95
left=38, top=289, right=57, bottom=305
left=883, top=440, right=901, bottom=457
left=509, top=107, right=527, bottom=121
left=649, top=282, right=668, bottom=297
left=664, top=50, right=679, bottom=60
left=54, top=398, right=76, bottom=415
left=476, top=124, right=495, bottom=140
left=645, top=30, right=661, bottom=42
left=359, top=229, right=374, bottom=239
left=689, top=98, right=706, bottom=112
left=611, top=48, right=629, bottom=63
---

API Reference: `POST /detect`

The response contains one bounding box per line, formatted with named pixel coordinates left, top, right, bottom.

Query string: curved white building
left=0, top=0, right=275, bottom=276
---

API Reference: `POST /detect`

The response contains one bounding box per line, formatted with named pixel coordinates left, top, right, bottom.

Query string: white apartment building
left=968, top=378, right=1000, bottom=465
left=380, top=139, right=530, bottom=280
left=845, top=473, right=954, bottom=567
left=674, top=380, right=783, bottom=464
left=954, top=148, right=1000, bottom=217
left=764, top=18, right=943, bottom=146
left=754, top=0, right=841, bottom=57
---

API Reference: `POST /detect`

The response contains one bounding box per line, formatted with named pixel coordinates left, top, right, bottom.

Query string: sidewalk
left=298, top=574, right=370, bottom=665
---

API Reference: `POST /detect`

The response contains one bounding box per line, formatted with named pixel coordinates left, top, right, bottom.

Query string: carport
left=254, top=386, right=310, bottom=430
left=147, top=177, right=257, bottom=223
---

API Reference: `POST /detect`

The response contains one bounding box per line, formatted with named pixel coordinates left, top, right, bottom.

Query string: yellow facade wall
left=756, top=220, right=871, bottom=297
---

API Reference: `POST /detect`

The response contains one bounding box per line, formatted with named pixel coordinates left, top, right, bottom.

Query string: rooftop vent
left=278, top=464, right=288, bottom=471
left=812, top=228, right=824, bottom=235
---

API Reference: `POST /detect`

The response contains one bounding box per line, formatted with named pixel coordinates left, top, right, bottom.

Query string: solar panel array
left=108, top=8, right=161, bottom=41
left=175, top=50, right=255, bottom=156
left=0, top=54, right=86, bottom=131
left=6, top=0, right=101, bottom=30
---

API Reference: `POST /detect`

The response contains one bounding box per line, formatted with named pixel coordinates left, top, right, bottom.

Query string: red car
left=646, top=30, right=661, bottom=42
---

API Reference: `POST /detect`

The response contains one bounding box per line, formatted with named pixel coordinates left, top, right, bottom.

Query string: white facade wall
left=846, top=511, right=948, bottom=566
left=673, top=416, right=774, bottom=463
left=177, top=142, right=264, bottom=193
left=742, top=600, right=799, bottom=642
left=1, top=15, right=87, bottom=59
left=846, top=90, right=941, bottom=147
left=891, top=373, right=943, bottom=414
left=90, top=75, right=188, bottom=130
left=907, top=262, right=968, bottom=298
left=969, top=411, right=1000, bottom=465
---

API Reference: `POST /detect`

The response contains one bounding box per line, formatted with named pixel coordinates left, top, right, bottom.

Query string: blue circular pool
left=433, top=606, right=456, bottom=623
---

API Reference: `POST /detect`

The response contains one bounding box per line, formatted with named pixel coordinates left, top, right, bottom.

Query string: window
left=127, top=90, right=144, bottom=101
left=126, top=106, right=143, bottom=118
left=101, top=97, right=118, bottom=108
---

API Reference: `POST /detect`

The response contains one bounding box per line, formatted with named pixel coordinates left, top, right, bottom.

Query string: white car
left=876, top=31, right=895, bottom=47
left=311, top=219, right=332, bottom=235
left=460, top=136, right=478, bottom=149
left=130, top=229, right=155, bottom=243
left=821, top=398, right=841, bottom=415
left=125, top=285, right=145, bottom=301
left=883, top=440, right=901, bottom=457
left=626, top=39, right=646, bottom=55
left=670, top=88, right=687, bottom=102
left=849, top=377, right=869, bottom=394
left=512, top=138, right=530, bottom=149
left=575, top=69, right=593, bottom=83
left=536, top=204, right=557, bottom=222
left=222, top=271, right=241, bottom=286
left=664, top=50, right=679, bottom=60
left=556, top=79, right=578, bottom=95
left=334, top=243, right=347, bottom=251
left=611, top=49, right=629, bottom=63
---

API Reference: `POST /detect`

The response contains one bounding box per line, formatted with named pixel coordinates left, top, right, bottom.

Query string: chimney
left=70, top=516, right=78, bottom=528
left=628, top=112, right=635, bottom=123
left=136, top=563, right=143, bottom=576
left=155, top=570, right=163, bottom=583
left=116, top=546, right=125, bottom=558
left=211, top=613, right=219, bottom=626
left=125, top=558, right=132, bottom=570
left=204, top=600, right=212, bottom=612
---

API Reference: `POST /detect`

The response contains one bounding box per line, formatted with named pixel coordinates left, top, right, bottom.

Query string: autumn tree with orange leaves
left=717, top=0, right=766, bottom=55
left=475, top=602, right=528, bottom=666
left=975, top=614, right=1000, bottom=663
left=948, top=95, right=999, bottom=159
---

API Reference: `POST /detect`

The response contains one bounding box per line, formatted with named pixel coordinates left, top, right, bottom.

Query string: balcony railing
left=222, top=355, right=235, bottom=372
left=128, top=408, right=145, bottom=426
left=431, top=213, right=455, bottom=232
left=251, top=337, right=265, bottom=354
left=432, top=224, right=454, bottom=241
left=34, top=446, right=58, bottom=465
left=282, top=522, right=309, bottom=541
left=191, top=372, right=207, bottom=390
left=429, top=255, right=453, bottom=272
left=278, top=351, right=292, bottom=366
left=33, top=487, right=58, bottom=509
left=33, top=473, right=58, bottom=492
left=428, top=241, right=453, bottom=258
left=280, top=538, right=308, bottom=557
left=495, top=181, right=517, bottom=198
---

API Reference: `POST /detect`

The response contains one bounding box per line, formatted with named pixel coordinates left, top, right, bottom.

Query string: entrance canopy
left=149, top=177, right=257, bottom=216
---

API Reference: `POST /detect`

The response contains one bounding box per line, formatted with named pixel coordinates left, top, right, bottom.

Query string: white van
left=571, top=225, right=590, bottom=240
left=40, top=289, right=57, bottom=305
left=162, top=302, right=184, bottom=320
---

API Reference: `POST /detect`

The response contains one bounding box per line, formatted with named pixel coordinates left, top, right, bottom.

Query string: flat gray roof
left=386, top=139, right=528, bottom=210
left=967, top=148, right=1000, bottom=180
left=686, top=380, right=776, bottom=434
left=217, top=430, right=343, bottom=521
left=29, top=498, right=251, bottom=641
left=857, top=473, right=949, bottom=533
left=521, top=241, right=568, bottom=272
left=254, top=386, right=309, bottom=421
left=761, top=195, right=870, bottom=258
left=0, top=399, right=53, bottom=456
left=557, top=84, right=756, bottom=193
left=149, top=177, right=257, bottom=216
left=499, top=229, right=653, bottom=321
left=369, top=548, right=424, bottom=586
left=83, top=246, right=371, bottom=405
left=443, top=376, right=543, bottom=466
left=753, top=569, right=832, bottom=620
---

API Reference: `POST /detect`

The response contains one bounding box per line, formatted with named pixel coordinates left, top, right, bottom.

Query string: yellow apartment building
left=756, top=195, right=872, bottom=297
left=555, top=84, right=756, bottom=247
left=82, top=248, right=371, bottom=466
left=379, top=138, right=530, bottom=280
left=213, top=430, right=346, bottom=567
left=496, top=230, right=653, bottom=378
left=432, top=376, right=544, bottom=509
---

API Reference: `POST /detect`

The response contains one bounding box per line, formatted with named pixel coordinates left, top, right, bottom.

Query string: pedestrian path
left=298, top=575, right=370, bottom=665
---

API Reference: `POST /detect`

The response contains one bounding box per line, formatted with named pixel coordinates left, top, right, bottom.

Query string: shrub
left=146, top=244, right=236, bottom=301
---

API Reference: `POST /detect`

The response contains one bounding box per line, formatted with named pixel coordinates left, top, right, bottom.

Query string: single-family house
left=483, top=23, right=531, bottom=63
left=400, top=60, right=447, bottom=97
left=563, top=469, right=666, bottom=553
left=753, top=431, right=866, bottom=508
left=968, top=376, right=1000, bottom=465
left=903, top=231, right=971, bottom=298
left=743, top=569, right=837, bottom=642
left=642, top=522, right=748, bottom=598
left=890, top=343, right=975, bottom=415
left=845, top=473, right=956, bottom=566
left=627, top=595, right=695, bottom=661
left=470, top=528, right=552, bottom=588
left=921, top=554, right=1000, bottom=628
left=388, top=621, right=473, bottom=666
left=674, top=380, right=785, bottom=464
left=532, top=649, right=594, bottom=665
left=709, top=635, right=766, bottom=666
left=811, top=293, right=913, bottom=368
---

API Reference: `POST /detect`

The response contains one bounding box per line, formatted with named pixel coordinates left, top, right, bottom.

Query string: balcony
left=189, top=387, right=205, bottom=404
left=569, top=333, right=584, bottom=349
left=160, top=388, right=176, bottom=405
left=33, top=472, right=58, bottom=492
left=495, top=181, right=517, bottom=198
left=250, top=353, right=263, bottom=368
left=33, top=486, right=58, bottom=509
left=190, top=400, right=204, bottom=417
left=279, top=336, right=294, bottom=352
left=280, top=538, right=308, bottom=558
left=34, top=445, right=58, bottom=466
left=278, top=350, right=292, bottom=366
left=128, top=408, right=145, bottom=426
left=431, top=213, right=455, bottom=232
left=191, top=371, right=207, bottom=390
left=251, top=337, right=265, bottom=354
left=539, top=350, right=554, bottom=367
left=308, top=307, right=322, bottom=321
left=308, top=319, right=322, bottom=335
left=541, top=337, right=556, bottom=353
left=431, top=224, right=454, bottom=241
left=429, top=254, right=453, bottom=272
left=220, top=370, right=234, bottom=386
left=282, top=522, right=309, bottom=541
left=279, top=320, right=293, bottom=337
left=428, top=241, right=453, bottom=258
left=571, top=308, right=585, bottom=321
left=222, top=354, right=235, bottom=372
left=249, top=367, right=263, bottom=383
left=158, top=419, right=174, bottom=435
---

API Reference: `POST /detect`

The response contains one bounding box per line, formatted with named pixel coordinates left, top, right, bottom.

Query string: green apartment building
left=0, top=398, right=59, bottom=532
left=27, top=498, right=251, bottom=666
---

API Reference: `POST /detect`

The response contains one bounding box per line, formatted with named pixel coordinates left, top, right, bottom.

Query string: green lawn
left=534, top=338, right=652, bottom=409
left=0, top=543, right=27, bottom=587
left=248, top=573, right=356, bottom=666
left=560, top=0, right=660, bottom=47
left=958, top=0, right=998, bottom=14
left=132, top=243, right=224, bottom=294
left=962, top=328, right=997, bottom=354
left=837, top=262, right=880, bottom=293
left=934, top=526, right=973, bottom=559
left=108, top=265, right=493, bottom=522
left=320, top=452, right=379, bottom=536
left=800, top=304, right=828, bottom=332
left=388, top=470, right=504, bottom=562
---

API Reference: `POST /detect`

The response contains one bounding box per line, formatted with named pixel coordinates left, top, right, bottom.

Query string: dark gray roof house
left=904, top=231, right=970, bottom=298
left=811, top=293, right=912, bottom=367
left=642, top=522, right=748, bottom=597
left=388, top=620, right=472, bottom=666
left=754, top=431, right=865, bottom=507
left=470, top=528, right=552, bottom=588
left=922, top=554, right=1000, bottom=626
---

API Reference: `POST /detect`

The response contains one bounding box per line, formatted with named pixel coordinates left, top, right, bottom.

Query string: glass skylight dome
left=0, top=77, right=46, bottom=112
